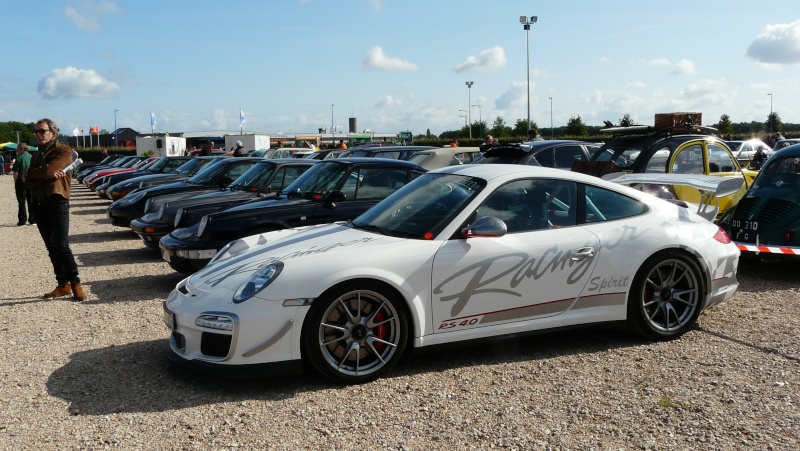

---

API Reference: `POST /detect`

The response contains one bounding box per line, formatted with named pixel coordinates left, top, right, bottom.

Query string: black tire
left=627, top=250, right=704, bottom=340
left=301, top=281, right=408, bottom=384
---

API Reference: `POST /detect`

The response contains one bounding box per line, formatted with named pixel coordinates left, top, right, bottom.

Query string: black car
left=338, top=145, right=436, bottom=160
left=473, top=140, right=602, bottom=169
left=107, top=156, right=218, bottom=201
left=159, top=158, right=427, bottom=274
left=129, top=159, right=317, bottom=248
left=94, top=156, right=193, bottom=199
left=106, top=157, right=259, bottom=227
left=76, top=155, right=144, bottom=183
left=74, top=155, right=125, bottom=177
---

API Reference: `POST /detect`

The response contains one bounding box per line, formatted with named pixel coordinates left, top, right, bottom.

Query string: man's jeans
left=32, top=196, right=80, bottom=285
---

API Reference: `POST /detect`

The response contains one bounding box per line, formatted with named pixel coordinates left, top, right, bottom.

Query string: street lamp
left=114, top=109, right=119, bottom=147
left=548, top=97, right=553, bottom=138
left=768, top=93, right=773, bottom=134
left=458, top=109, right=468, bottom=127
left=520, top=15, right=537, bottom=136
left=331, top=104, right=334, bottom=144
left=465, top=81, right=473, bottom=139
left=472, top=104, right=482, bottom=138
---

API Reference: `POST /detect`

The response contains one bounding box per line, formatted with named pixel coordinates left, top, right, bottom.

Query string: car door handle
left=570, top=247, right=595, bottom=261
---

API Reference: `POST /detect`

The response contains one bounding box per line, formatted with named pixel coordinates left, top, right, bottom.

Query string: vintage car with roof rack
left=582, top=113, right=758, bottom=219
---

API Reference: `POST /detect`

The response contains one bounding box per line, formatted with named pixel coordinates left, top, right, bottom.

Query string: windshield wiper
left=351, top=222, right=392, bottom=236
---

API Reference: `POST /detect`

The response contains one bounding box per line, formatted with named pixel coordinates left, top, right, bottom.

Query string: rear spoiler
left=601, top=172, right=744, bottom=221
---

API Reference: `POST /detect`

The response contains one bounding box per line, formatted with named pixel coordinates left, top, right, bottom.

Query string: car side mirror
left=220, top=176, right=233, bottom=187
left=323, top=191, right=346, bottom=209
left=461, top=216, right=507, bottom=238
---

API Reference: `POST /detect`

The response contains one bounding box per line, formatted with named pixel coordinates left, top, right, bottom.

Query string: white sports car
left=163, top=164, right=740, bottom=383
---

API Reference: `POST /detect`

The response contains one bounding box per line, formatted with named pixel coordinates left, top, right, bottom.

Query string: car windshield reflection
left=351, top=173, right=485, bottom=239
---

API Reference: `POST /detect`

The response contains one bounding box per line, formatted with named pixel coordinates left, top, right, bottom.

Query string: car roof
left=771, top=142, right=800, bottom=157
left=431, top=162, right=608, bottom=186
left=324, top=157, right=426, bottom=170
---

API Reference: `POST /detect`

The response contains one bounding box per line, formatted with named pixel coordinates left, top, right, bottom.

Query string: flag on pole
left=240, top=109, right=246, bottom=125
left=150, top=111, right=157, bottom=130
left=90, top=126, right=99, bottom=134
left=81, top=128, right=84, bottom=134
left=72, top=127, right=79, bottom=136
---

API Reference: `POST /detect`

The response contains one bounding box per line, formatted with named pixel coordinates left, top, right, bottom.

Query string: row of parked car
left=75, top=125, right=800, bottom=275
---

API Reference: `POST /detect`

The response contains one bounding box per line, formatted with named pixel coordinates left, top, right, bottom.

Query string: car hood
left=185, top=223, right=422, bottom=295
left=735, top=186, right=800, bottom=227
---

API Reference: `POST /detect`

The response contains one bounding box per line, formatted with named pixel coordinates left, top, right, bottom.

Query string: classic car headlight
left=197, top=215, right=209, bottom=237
left=157, top=204, right=168, bottom=221
left=232, top=262, right=284, bottom=303
left=144, top=198, right=155, bottom=213
left=174, top=208, right=185, bottom=227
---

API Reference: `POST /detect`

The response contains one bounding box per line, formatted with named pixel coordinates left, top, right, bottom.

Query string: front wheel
left=627, top=251, right=704, bottom=340
left=302, top=282, right=408, bottom=384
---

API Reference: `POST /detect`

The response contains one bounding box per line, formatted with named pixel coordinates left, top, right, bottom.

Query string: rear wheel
left=302, top=281, right=408, bottom=384
left=627, top=251, right=704, bottom=340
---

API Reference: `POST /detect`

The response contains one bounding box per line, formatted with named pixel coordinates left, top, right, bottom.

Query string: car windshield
left=753, top=156, right=800, bottom=188
left=351, top=173, right=486, bottom=239
left=281, top=162, right=347, bottom=199
left=143, top=158, right=168, bottom=172
left=173, top=158, right=207, bottom=174
left=185, top=159, right=234, bottom=184
left=227, top=162, right=278, bottom=190
left=593, top=146, right=644, bottom=168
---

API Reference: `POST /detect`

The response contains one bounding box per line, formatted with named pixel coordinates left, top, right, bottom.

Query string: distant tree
left=618, top=114, right=635, bottom=127
left=564, top=116, right=588, bottom=136
left=99, top=128, right=110, bottom=135
left=512, top=119, right=539, bottom=136
left=766, top=112, right=782, bottom=133
left=716, top=114, right=734, bottom=136
left=426, top=129, right=431, bottom=137
left=490, top=117, right=512, bottom=137
left=473, top=120, right=488, bottom=138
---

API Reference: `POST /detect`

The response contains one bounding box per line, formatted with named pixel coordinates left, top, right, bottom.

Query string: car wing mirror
left=220, top=176, right=233, bottom=187
left=461, top=216, right=507, bottom=238
left=323, top=190, right=346, bottom=209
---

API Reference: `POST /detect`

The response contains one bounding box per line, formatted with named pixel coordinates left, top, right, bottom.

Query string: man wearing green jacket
left=12, top=143, right=34, bottom=226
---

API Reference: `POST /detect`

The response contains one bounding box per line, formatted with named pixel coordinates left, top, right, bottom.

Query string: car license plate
left=731, top=219, right=758, bottom=243
left=163, top=305, right=176, bottom=330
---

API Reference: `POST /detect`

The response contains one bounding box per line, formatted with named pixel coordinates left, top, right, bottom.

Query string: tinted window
left=476, top=179, right=576, bottom=233
left=584, top=185, right=647, bottom=223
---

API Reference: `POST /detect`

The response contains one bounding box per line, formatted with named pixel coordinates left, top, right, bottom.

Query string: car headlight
left=233, top=262, right=284, bottom=303
left=144, top=198, right=154, bottom=213
left=174, top=208, right=184, bottom=227
left=157, top=204, right=167, bottom=221
left=197, top=215, right=209, bottom=237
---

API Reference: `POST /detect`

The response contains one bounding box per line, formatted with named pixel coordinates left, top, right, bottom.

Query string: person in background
left=12, top=143, right=34, bottom=226
left=24, top=118, right=87, bottom=301
left=199, top=140, right=213, bottom=156
left=450, top=139, right=459, bottom=148
left=233, top=140, right=248, bottom=157
left=480, top=135, right=494, bottom=152
left=0, top=151, right=5, bottom=175
left=338, top=140, right=348, bottom=149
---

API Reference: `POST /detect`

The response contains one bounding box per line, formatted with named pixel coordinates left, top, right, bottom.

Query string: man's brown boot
left=71, top=283, right=87, bottom=301
left=44, top=283, right=72, bottom=298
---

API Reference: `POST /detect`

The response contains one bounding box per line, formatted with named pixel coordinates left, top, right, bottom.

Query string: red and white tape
left=735, top=242, right=800, bottom=255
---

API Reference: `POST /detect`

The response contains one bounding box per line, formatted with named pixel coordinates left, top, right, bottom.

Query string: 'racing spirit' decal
left=202, top=237, right=380, bottom=287
left=433, top=245, right=594, bottom=317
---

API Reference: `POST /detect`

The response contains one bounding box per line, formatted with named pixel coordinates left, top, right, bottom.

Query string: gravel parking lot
left=1, top=174, right=798, bottom=450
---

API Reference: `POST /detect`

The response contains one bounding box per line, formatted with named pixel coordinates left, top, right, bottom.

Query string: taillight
left=713, top=227, right=731, bottom=244
left=785, top=228, right=797, bottom=242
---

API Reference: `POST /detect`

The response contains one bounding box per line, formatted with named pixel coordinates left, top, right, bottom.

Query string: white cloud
left=64, top=0, right=121, bottom=33
left=632, top=58, right=670, bottom=67
left=361, top=47, right=418, bottom=71
left=375, top=95, right=401, bottom=108
left=677, top=78, right=730, bottom=107
left=453, top=46, right=507, bottom=73
left=495, top=82, right=532, bottom=110
left=600, top=56, right=611, bottom=64
left=672, top=59, right=696, bottom=75
left=37, top=67, right=120, bottom=99
left=627, top=81, right=647, bottom=89
left=200, top=109, right=230, bottom=130
left=746, top=19, right=800, bottom=64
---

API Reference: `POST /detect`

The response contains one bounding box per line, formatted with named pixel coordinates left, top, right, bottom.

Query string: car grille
left=201, top=332, right=232, bottom=358
left=732, top=197, right=798, bottom=225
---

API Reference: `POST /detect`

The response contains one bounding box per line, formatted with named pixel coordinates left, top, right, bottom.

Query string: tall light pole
left=331, top=104, right=334, bottom=144
left=114, top=109, right=119, bottom=147
left=520, top=15, right=537, bottom=137
left=472, top=104, right=482, bottom=138
left=458, top=109, right=468, bottom=127
left=768, top=93, right=773, bottom=134
left=548, top=97, right=553, bottom=138
left=465, top=81, right=473, bottom=139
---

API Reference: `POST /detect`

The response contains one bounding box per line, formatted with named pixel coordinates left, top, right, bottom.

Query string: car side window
left=707, top=144, right=737, bottom=173
left=643, top=147, right=671, bottom=173
left=533, top=148, right=554, bottom=167
left=347, top=168, right=410, bottom=200
left=672, top=144, right=704, bottom=174
left=227, top=162, right=255, bottom=180
left=476, top=179, right=576, bottom=233
left=584, top=185, right=647, bottom=223
left=553, top=145, right=586, bottom=169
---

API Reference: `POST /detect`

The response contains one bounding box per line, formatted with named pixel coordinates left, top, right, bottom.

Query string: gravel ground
left=0, top=174, right=798, bottom=450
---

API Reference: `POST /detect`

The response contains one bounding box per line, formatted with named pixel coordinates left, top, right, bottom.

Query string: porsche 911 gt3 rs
left=163, top=164, right=740, bottom=384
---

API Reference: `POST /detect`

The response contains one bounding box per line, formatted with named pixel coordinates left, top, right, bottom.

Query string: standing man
left=199, top=140, right=213, bottom=156
left=25, top=118, right=87, bottom=301
left=233, top=140, right=248, bottom=157
left=12, top=143, right=34, bottom=226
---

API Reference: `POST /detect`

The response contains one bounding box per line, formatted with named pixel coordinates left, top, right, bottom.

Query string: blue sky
left=2, top=0, right=799, bottom=137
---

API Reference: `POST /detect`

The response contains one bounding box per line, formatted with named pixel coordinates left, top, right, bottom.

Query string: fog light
left=176, top=249, right=218, bottom=260
left=196, top=315, right=234, bottom=331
